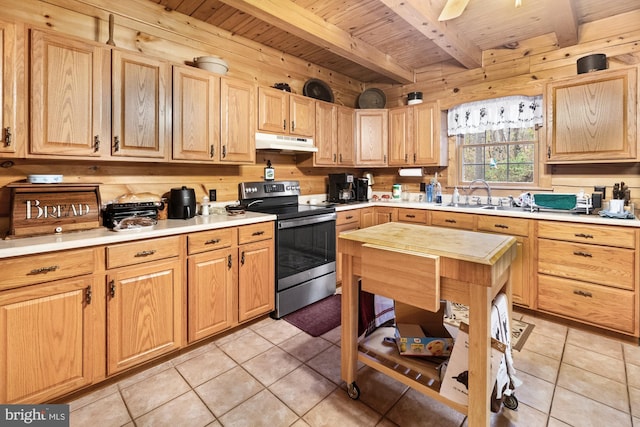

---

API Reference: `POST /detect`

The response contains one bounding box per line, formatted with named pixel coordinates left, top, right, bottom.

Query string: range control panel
left=239, top=181, right=301, bottom=198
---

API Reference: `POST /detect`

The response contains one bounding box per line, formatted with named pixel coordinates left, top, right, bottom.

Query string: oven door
left=276, top=212, right=336, bottom=292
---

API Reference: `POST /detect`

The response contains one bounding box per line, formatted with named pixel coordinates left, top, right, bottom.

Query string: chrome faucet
left=466, top=179, right=492, bottom=206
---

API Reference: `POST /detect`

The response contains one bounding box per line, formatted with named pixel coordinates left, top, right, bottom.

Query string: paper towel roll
left=398, top=168, right=423, bottom=177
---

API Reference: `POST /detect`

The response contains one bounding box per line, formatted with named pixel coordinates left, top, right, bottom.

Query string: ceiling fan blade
left=438, top=0, right=471, bottom=21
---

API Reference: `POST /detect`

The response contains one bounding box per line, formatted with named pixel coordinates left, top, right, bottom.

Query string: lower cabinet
left=374, top=206, right=398, bottom=224
left=336, top=210, right=361, bottom=284
left=0, top=275, right=99, bottom=403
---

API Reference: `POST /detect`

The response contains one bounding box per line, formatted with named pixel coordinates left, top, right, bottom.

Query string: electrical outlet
left=594, top=185, right=606, bottom=200
left=209, top=189, right=217, bottom=201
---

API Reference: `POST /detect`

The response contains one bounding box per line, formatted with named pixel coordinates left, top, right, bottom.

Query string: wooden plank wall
left=1, top=0, right=639, bottom=234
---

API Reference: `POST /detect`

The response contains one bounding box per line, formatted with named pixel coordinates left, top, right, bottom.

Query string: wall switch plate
left=209, top=189, right=217, bottom=201
left=594, top=186, right=606, bottom=200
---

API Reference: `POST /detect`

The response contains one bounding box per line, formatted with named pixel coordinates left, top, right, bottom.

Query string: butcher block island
left=339, top=222, right=517, bottom=427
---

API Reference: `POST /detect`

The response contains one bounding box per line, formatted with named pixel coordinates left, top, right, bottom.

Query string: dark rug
left=283, top=294, right=341, bottom=337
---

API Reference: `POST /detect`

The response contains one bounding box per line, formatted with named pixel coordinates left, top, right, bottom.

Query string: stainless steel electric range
left=239, top=181, right=336, bottom=318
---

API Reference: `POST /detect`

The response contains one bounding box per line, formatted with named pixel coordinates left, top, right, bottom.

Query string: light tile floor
left=67, top=311, right=640, bottom=426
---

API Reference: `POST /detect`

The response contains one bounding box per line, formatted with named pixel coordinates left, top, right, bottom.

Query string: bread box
left=7, top=183, right=101, bottom=238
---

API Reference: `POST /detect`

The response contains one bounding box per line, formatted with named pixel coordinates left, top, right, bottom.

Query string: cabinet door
left=30, top=29, right=110, bottom=157
left=172, top=65, right=220, bottom=161
left=220, top=77, right=256, bottom=163
left=388, top=106, right=410, bottom=166
left=289, top=94, right=315, bottom=137
left=188, top=248, right=234, bottom=342
left=356, top=109, right=388, bottom=166
left=238, top=240, right=274, bottom=322
left=546, top=67, right=638, bottom=162
left=257, top=86, right=288, bottom=133
left=0, top=20, right=21, bottom=156
left=337, top=106, right=356, bottom=166
left=107, top=259, right=182, bottom=374
left=0, top=276, right=96, bottom=403
left=112, top=50, right=170, bottom=160
left=360, top=207, right=375, bottom=228
left=413, top=102, right=442, bottom=165
left=314, top=101, right=337, bottom=166
left=374, top=207, right=397, bottom=225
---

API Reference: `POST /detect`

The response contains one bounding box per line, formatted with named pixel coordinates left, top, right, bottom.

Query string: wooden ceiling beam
left=218, top=0, right=415, bottom=84
left=546, top=0, right=578, bottom=47
left=379, top=0, right=482, bottom=69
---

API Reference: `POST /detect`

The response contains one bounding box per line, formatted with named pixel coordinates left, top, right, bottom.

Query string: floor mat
left=283, top=294, right=341, bottom=337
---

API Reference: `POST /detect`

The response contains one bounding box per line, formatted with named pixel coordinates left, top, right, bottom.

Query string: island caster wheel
left=347, top=382, right=360, bottom=400
left=503, top=394, right=518, bottom=410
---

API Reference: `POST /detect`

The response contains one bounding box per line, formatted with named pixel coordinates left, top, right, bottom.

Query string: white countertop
left=0, top=212, right=276, bottom=259
left=333, top=200, right=640, bottom=228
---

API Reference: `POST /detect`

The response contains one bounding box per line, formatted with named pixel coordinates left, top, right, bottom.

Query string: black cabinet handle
left=85, top=285, right=92, bottom=304
left=109, top=280, right=116, bottom=298
left=222, top=145, right=227, bottom=158
left=252, top=230, right=265, bottom=236
left=4, top=127, right=11, bottom=146
left=227, top=254, right=232, bottom=269
left=494, top=224, right=509, bottom=229
left=210, top=144, right=215, bottom=158
left=346, top=215, right=353, bottom=220
left=291, top=121, right=295, bottom=131
left=205, top=238, right=221, bottom=245
left=283, top=119, right=286, bottom=131
left=573, top=289, right=593, bottom=298
left=445, top=219, right=457, bottom=223
left=574, top=233, right=594, bottom=239
left=135, top=249, right=156, bottom=257
left=241, top=251, right=245, bottom=265
left=573, top=251, right=592, bottom=258
left=94, top=135, right=100, bottom=152
left=406, top=214, right=416, bottom=218
left=29, top=265, right=59, bottom=275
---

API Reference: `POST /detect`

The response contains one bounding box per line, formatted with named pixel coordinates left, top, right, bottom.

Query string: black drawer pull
left=252, top=230, right=265, bottom=236
left=574, top=233, right=594, bottom=239
left=573, top=251, right=592, bottom=258
left=205, top=238, right=221, bottom=245
left=445, top=219, right=457, bottom=223
left=494, top=224, right=509, bottom=229
left=406, top=214, right=416, bottom=218
left=573, top=289, right=593, bottom=298
left=29, top=265, right=59, bottom=275
left=135, top=249, right=156, bottom=257
left=346, top=215, right=353, bottom=220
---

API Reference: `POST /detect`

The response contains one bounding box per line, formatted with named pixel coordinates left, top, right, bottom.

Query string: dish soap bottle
left=435, top=181, right=442, bottom=204
left=264, top=160, right=275, bottom=181
left=452, top=187, right=460, bottom=206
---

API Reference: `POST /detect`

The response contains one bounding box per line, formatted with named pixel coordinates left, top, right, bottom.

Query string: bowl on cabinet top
left=193, top=56, right=229, bottom=75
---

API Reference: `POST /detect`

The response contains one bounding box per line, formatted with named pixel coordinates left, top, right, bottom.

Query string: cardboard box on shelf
left=393, top=301, right=454, bottom=357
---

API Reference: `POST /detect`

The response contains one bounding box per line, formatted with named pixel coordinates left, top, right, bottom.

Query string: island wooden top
left=339, top=222, right=516, bottom=266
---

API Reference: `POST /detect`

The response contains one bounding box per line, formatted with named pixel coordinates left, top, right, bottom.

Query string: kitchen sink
left=446, top=203, right=526, bottom=212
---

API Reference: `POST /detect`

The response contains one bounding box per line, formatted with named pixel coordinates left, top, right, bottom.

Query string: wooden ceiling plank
left=217, top=0, right=415, bottom=84
left=378, top=0, right=482, bottom=69
left=546, top=0, right=578, bottom=47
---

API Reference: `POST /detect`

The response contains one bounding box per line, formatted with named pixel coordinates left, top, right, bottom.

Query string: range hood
left=255, top=132, right=317, bottom=153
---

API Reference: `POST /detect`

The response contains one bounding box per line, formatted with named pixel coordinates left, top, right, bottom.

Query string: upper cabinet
left=545, top=67, right=638, bottom=163
left=220, top=77, right=256, bottom=164
left=355, top=109, right=388, bottom=167
left=0, top=19, right=23, bottom=158
left=29, top=29, right=110, bottom=158
left=258, top=87, right=315, bottom=137
left=172, top=65, right=220, bottom=162
left=314, top=102, right=355, bottom=166
left=111, top=50, right=170, bottom=161
left=388, top=102, right=447, bottom=167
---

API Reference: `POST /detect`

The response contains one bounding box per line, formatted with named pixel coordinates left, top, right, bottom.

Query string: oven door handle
left=278, top=213, right=336, bottom=229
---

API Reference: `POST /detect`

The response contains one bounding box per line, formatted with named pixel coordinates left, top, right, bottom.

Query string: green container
left=533, top=194, right=577, bottom=210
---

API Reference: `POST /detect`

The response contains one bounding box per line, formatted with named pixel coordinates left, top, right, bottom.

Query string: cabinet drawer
left=0, top=248, right=96, bottom=290
left=430, top=211, right=474, bottom=230
left=398, top=208, right=427, bottom=224
left=336, top=210, right=360, bottom=226
left=188, top=228, right=235, bottom=255
left=538, top=274, right=635, bottom=334
left=538, top=239, right=634, bottom=290
left=538, top=221, right=635, bottom=248
left=477, top=215, right=529, bottom=237
left=106, top=236, right=181, bottom=269
left=238, top=222, right=274, bottom=244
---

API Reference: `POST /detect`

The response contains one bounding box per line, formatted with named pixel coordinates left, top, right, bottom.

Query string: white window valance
left=447, top=95, right=543, bottom=136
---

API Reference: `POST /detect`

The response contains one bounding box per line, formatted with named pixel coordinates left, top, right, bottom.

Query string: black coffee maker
left=354, top=178, right=369, bottom=201
left=328, top=173, right=355, bottom=203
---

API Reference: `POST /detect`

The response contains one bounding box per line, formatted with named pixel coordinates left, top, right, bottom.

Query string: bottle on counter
left=201, top=195, right=210, bottom=216
left=435, top=182, right=442, bottom=204
left=426, top=184, right=433, bottom=203
left=452, top=187, right=460, bottom=205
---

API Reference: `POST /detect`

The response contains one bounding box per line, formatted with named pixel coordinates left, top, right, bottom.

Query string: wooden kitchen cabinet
left=356, top=109, right=388, bottom=166
left=545, top=66, right=638, bottom=163
left=237, top=223, right=275, bottom=322
left=0, top=275, right=100, bottom=403
left=388, top=106, right=411, bottom=166
left=258, top=87, right=315, bottom=137
left=314, top=102, right=355, bottom=166
left=336, top=210, right=361, bottom=284
left=187, top=228, right=235, bottom=342
left=397, top=208, right=428, bottom=224
left=106, top=237, right=184, bottom=374
left=374, top=206, right=397, bottom=225
left=29, top=29, right=110, bottom=158
left=429, top=210, right=475, bottom=230
left=388, top=102, right=446, bottom=167
left=172, top=65, right=220, bottom=162
left=0, top=19, right=23, bottom=157
left=537, top=221, right=638, bottom=336
left=111, top=49, right=170, bottom=160
left=220, top=76, right=256, bottom=164
left=360, top=207, right=374, bottom=228
left=477, top=215, right=533, bottom=307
